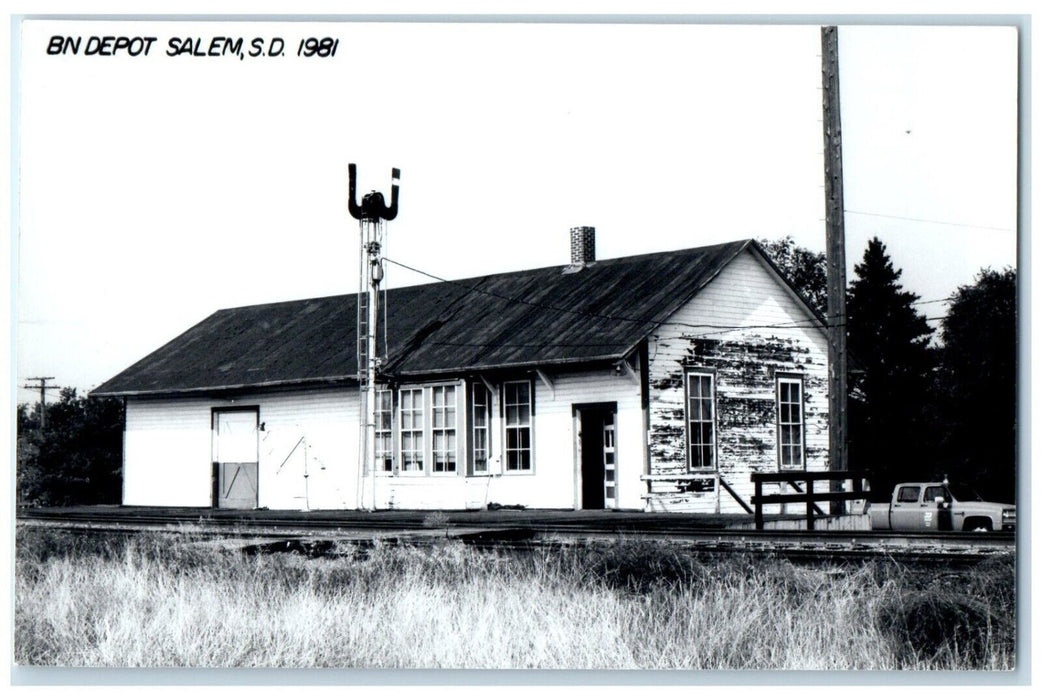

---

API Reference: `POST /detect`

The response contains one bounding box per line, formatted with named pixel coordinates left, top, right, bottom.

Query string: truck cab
left=870, top=482, right=1015, bottom=532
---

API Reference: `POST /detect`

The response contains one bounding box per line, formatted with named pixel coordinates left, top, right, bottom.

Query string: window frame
left=469, top=381, right=492, bottom=476
left=602, top=410, right=617, bottom=507
left=395, top=382, right=464, bottom=477
left=374, top=386, right=395, bottom=474
left=897, top=486, right=921, bottom=503
left=502, top=378, right=535, bottom=474
left=398, top=386, right=426, bottom=474
left=684, top=369, right=717, bottom=473
left=775, top=374, right=806, bottom=471
left=430, top=384, right=460, bottom=475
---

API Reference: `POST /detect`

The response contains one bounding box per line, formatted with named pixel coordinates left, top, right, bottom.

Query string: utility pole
left=821, top=25, right=848, bottom=513
left=348, top=163, right=400, bottom=511
left=23, top=376, right=57, bottom=429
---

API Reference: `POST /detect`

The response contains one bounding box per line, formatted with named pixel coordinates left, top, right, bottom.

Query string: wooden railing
left=641, top=473, right=753, bottom=513
left=750, top=470, right=864, bottom=530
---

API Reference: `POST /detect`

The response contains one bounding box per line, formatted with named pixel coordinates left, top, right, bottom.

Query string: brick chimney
left=570, top=226, right=596, bottom=266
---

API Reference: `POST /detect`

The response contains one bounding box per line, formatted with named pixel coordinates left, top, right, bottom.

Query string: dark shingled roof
left=93, top=239, right=760, bottom=397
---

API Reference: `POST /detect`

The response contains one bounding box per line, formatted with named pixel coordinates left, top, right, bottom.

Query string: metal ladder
left=357, top=286, right=369, bottom=389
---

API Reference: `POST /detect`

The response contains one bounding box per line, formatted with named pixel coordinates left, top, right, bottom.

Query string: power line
left=429, top=340, right=631, bottom=349
left=844, top=209, right=1014, bottom=232
left=384, top=255, right=961, bottom=338
left=382, top=255, right=666, bottom=327
left=426, top=311, right=957, bottom=353
left=384, top=255, right=839, bottom=333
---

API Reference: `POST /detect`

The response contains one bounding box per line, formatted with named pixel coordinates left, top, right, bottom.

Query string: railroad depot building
left=92, top=230, right=830, bottom=513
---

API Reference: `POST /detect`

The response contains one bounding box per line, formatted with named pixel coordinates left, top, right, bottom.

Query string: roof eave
left=388, top=352, right=631, bottom=379
left=90, top=375, right=359, bottom=399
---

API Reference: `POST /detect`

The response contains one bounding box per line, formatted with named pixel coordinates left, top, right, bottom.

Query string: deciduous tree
left=757, top=236, right=828, bottom=316
left=17, top=388, right=124, bottom=506
left=935, top=268, right=1016, bottom=502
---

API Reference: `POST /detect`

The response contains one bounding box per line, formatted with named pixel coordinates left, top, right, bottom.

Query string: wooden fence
left=750, top=470, right=865, bottom=530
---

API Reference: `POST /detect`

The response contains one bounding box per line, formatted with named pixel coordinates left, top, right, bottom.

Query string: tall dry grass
left=14, top=528, right=1015, bottom=670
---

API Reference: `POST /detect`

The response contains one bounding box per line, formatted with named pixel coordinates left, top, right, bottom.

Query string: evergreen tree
left=935, top=268, right=1016, bottom=502
left=845, top=237, right=937, bottom=495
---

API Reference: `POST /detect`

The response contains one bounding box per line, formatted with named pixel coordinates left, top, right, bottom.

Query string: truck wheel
left=963, top=519, right=992, bottom=532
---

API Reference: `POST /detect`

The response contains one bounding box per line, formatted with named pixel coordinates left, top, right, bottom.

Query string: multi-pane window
left=777, top=377, right=804, bottom=469
left=471, top=383, right=491, bottom=474
left=399, top=387, right=424, bottom=472
left=431, top=385, right=457, bottom=473
left=375, top=387, right=393, bottom=472
left=686, top=372, right=715, bottom=470
left=504, top=380, right=533, bottom=471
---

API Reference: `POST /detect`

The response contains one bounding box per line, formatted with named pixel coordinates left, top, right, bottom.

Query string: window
left=924, top=486, right=949, bottom=502
left=470, top=383, right=491, bottom=474
left=776, top=376, right=805, bottom=469
left=431, top=385, right=457, bottom=473
left=393, top=384, right=463, bottom=476
left=686, top=371, right=715, bottom=471
left=504, top=380, right=533, bottom=471
left=897, top=486, right=921, bottom=503
left=374, top=387, right=393, bottom=472
left=399, top=387, right=424, bottom=472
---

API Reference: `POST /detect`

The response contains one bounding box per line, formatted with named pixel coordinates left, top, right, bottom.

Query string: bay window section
left=470, top=383, right=491, bottom=474
left=374, top=387, right=393, bottom=472
left=431, top=385, right=458, bottom=473
left=399, top=387, right=424, bottom=472
left=504, top=380, right=533, bottom=472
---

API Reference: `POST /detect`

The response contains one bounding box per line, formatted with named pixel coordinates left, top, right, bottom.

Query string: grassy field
left=14, top=527, right=1015, bottom=670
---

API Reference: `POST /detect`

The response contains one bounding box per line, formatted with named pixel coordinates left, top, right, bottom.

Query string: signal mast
left=348, top=163, right=400, bottom=510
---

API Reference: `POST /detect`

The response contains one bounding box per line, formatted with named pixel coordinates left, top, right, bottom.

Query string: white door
left=214, top=409, right=259, bottom=509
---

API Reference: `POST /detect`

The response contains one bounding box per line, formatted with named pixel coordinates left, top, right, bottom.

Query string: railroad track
left=17, top=506, right=1015, bottom=565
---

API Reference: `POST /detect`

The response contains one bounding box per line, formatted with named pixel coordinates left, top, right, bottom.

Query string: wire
left=844, top=209, right=1014, bottom=233
left=429, top=340, right=631, bottom=349
left=381, top=256, right=968, bottom=351
left=383, top=255, right=843, bottom=334
left=382, top=256, right=663, bottom=327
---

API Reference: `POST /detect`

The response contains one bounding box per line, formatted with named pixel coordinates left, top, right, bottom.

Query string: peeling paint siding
left=123, top=388, right=358, bottom=510
left=646, top=250, right=830, bottom=514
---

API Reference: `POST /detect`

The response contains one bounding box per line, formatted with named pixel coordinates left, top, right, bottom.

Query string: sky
left=12, top=19, right=1019, bottom=406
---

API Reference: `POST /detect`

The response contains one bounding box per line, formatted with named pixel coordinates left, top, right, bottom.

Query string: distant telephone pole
left=822, top=26, right=849, bottom=510
left=23, top=376, right=57, bottom=429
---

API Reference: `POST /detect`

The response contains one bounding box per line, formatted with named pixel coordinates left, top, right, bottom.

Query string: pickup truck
left=867, top=482, right=1015, bottom=532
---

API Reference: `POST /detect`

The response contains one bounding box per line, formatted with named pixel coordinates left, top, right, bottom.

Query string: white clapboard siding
left=529, top=367, right=644, bottom=510
left=372, top=369, right=644, bottom=511
left=123, top=248, right=828, bottom=514
left=124, top=398, right=213, bottom=507
left=124, top=387, right=359, bottom=510
left=252, top=389, right=358, bottom=510
left=646, top=248, right=830, bottom=514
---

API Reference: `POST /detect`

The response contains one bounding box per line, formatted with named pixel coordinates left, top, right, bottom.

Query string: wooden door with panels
left=212, top=408, right=260, bottom=509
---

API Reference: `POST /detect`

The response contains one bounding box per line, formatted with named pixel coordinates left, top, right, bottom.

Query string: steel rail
left=16, top=507, right=1014, bottom=565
